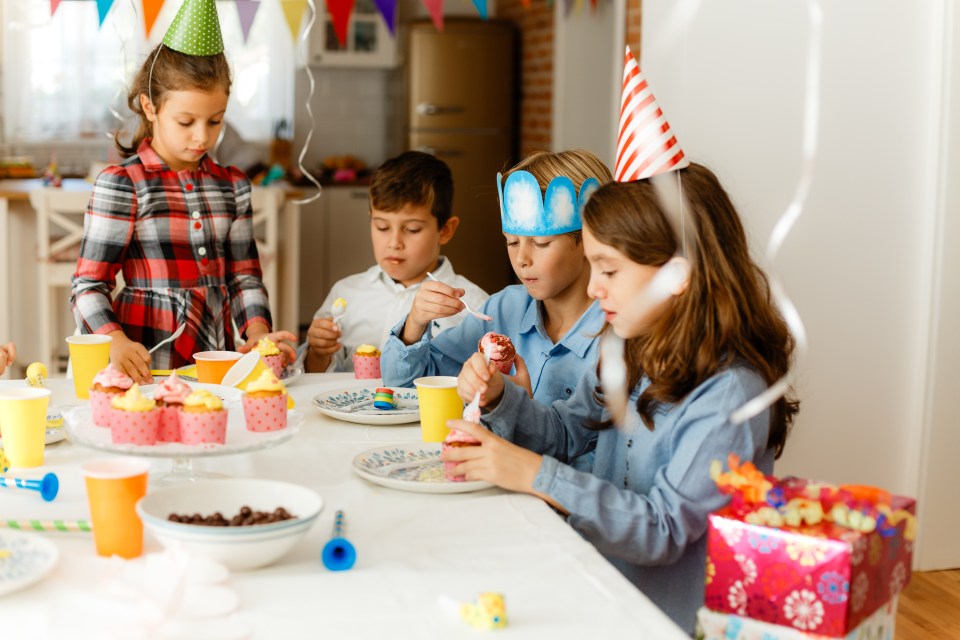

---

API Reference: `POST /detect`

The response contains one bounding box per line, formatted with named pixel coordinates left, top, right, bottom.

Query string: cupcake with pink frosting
left=478, top=332, right=516, bottom=374
left=441, top=429, right=481, bottom=482
left=89, top=364, right=134, bottom=427
left=179, top=390, right=229, bottom=445
left=241, top=370, right=288, bottom=433
left=253, top=337, right=285, bottom=378
left=152, top=373, right=192, bottom=442
left=109, top=384, right=160, bottom=445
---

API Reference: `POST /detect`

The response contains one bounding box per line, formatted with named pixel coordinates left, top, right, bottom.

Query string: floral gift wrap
left=696, top=596, right=896, bottom=640
left=704, top=456, right=916, bottom=637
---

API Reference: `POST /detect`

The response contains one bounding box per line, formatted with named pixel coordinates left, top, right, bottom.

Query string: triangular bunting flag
left=50, top=0, right=62, bottom=16
left=96, top=0, right=115, bottom=27
left=280, top=0, right=308, bottom=43
left=472, top=0, right=487, bottom=19
left=422, top=0, right=444, bottom=32
left=615, top=46, right=689, bottom=182
left=327, top=0, right=356, bottom=48
left=163, top=0, right=224, bottom=55
left=373, top=0, right=397, bottom=36
left=142, top=0, right=165, bottom=38
left=235, top=0, right=261, bottom=43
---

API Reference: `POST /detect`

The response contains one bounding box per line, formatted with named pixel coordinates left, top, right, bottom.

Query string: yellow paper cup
left=66, top=334, right=112, bottom=399
left=222, top=352, right=295, bottom=408
left=193, top=351, right=243, bottom=384
left=414, top=376, right=463, bottom=443
left=0, top=388, right=51, bottom=468
left=81, top=458, right=150, bottom=559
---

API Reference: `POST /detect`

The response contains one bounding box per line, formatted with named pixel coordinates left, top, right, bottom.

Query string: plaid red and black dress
left=70, top=140, right=272, bottom=370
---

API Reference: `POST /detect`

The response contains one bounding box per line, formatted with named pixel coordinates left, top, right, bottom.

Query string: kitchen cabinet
left=307, top=0, right=398, bottom=68
left=298, top=185, right=374, bottom=330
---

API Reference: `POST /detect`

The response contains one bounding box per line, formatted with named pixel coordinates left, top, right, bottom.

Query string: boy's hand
left=401, top=281, right=466, bottom=345
left=305, top=317, right=342, bottom=372
left=241, top=325, right=299, bottom=363
left=457, top=351, right=504, bottom=409
left=109, top=331, right=152, bottom=384
left=0, top=342, right=15, bottom=376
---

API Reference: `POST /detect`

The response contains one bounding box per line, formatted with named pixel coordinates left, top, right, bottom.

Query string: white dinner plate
left=352, top=443, right=494, bottom=494
left=279, top=366, right=303, bottom=386
left=63, top=383, right=302, bottom=457
left=312, top=387, right=420, bottom=425
left=0, top=530, right=60, bottom=597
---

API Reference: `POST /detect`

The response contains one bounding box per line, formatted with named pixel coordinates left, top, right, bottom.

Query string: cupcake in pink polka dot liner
left=179, top=389, right=228, bottom=445
left=352, top=344, right=381, bottom=379
left=241, top=370, right=288, bottom=433
left=89, top=364, right=134, bottom=427
left=152, top=372, right=192, bottom=442
left=109, top=384, right=160, bottom=446
left=253, top=337, right=286, bottom=378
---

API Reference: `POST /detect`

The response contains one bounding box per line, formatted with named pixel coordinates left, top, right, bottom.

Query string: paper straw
left=1, top=519, right=92, bottom=533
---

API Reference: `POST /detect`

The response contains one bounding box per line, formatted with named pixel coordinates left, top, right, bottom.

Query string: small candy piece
left=460, top=592, right=507, bottom=630
left=26, top=362, right=48, bottom=388
left=373, top=388, right=395, bottom=410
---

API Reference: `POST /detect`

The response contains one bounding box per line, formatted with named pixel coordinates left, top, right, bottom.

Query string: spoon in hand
left=148, top=323, right=186, bottom=355
left=462, top=350, right=492, bottom=423
left=426, top=272, right=492, bottom=321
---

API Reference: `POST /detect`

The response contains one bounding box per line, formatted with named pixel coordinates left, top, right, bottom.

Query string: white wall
left=634, top=0, right=957, bottom=569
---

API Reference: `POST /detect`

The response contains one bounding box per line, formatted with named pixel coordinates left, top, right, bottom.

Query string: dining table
left=0, top=373, right=690, bottom=639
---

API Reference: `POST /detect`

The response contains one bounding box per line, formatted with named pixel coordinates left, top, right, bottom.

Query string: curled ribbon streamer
left=292, top=0, right=322, bottom=205
left=105, top=0, right=139, bottom=143
left=728, top=0, right=821, bottom=425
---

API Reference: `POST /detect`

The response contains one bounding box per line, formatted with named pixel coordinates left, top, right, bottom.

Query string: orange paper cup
left=81, top=458, right=150, bottom=559
left=193, top=351, right=243, bottom=384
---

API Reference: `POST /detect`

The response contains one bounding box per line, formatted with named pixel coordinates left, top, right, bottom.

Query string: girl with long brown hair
left=443, top=162, right=798, bottom=634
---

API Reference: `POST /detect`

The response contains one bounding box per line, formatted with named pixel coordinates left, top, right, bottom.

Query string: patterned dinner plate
left=280, top=366, right=303, bottom=386
left=312, top=387, right=420, bottom=425
left=352, top=443, right=494, bottom=494
left=0, top=530, right=59, bottom=597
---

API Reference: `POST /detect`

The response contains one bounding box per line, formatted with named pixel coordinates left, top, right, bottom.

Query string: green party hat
left=162, top=0, right=224, bottom=56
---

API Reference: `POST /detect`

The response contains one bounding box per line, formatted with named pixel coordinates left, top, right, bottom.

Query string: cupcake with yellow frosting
left=353, top=344, right=381, bottom=380
left=179, top=390, right=229, bottom=445
left=253, top=337, right=285, bottom=378
left=109, top=384, right=159, bottom=445
left=241, top=370, right=288, bottom=432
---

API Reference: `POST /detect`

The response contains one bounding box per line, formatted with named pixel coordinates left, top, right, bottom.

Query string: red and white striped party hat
left=615, top=46, right=689, bottom=182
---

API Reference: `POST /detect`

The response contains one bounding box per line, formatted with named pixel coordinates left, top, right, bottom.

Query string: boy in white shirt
left=296, top=151, right=488, bottom=372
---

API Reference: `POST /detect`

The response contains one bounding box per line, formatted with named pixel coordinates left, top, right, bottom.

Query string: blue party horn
left=321, top=510, right=356, bottom=571
left=0, top=472, right=59, bottom=502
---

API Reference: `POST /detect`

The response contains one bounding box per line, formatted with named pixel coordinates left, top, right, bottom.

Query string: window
left=1, top=0, right=295, bottom=144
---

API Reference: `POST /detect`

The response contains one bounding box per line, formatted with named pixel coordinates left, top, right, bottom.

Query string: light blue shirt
left=482, top=365, right=776, bottom=635
left=381, top=284, right=605, bottom=405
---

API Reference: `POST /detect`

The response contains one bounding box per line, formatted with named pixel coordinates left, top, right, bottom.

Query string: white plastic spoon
left=462, top=349, right=491, bottom=423
left=425, top=272, right=492, bottom=321
left=148, top=323, right=186, bottom=355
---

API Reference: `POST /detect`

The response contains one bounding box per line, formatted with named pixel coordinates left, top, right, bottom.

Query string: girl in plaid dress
left=70, top=45, right=295, bottom=383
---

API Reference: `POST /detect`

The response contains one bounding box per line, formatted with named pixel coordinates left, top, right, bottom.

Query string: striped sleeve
left=225, top=169, right=272, bottom=335
left=70, top=168, right=136, bottom=334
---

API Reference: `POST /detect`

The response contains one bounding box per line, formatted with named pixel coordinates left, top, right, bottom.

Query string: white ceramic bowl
left=136, top=479, right=323, bottom=571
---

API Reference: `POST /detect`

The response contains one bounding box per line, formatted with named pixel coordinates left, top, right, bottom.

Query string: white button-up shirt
left=295, top=257, right=488, bottom=372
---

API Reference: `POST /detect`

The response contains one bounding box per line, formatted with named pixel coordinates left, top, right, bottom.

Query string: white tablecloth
left=0, top=375, right=689, bottom=639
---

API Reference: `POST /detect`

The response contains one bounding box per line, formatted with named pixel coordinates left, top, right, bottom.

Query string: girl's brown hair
left=116, top=45, right=232, bottom=158
left=584, top=163, right=798, bottom=458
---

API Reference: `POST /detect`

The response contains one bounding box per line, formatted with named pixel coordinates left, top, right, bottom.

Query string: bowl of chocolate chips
left=136, top=479, right=323, bottom=570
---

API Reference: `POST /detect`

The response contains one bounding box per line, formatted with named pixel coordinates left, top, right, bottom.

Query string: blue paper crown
left=497, top=171, right=601, bottom=236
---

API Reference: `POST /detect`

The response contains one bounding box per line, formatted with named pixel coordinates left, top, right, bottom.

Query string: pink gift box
left=704, top=494, right=915, bottom=637
left=696, top=596, right=898, bottom=640
left=179, top=409, right=228, bottom=445
left=242, top=394, right=287, bottom=432
left=110, top=409, right=160, bottom=445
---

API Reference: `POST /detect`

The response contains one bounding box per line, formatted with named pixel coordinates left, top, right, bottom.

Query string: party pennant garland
left=96, top=0, right=116, bottom=27
left=327, top=0, right=356, bottom=48
left=422, top=0, right=444, bottom=32
left=50, top=0, right=62, bottom=16
left=472, top=0, right=488, bottom=20
left=142, top=0, right=165, bottom=38
left=235, top=0, right=262, bottom=43
left=373, top=0, right=398, bottom=35
left=615, top=46, right=688, bottom=182
left=280, top=0, right=308, bottom=42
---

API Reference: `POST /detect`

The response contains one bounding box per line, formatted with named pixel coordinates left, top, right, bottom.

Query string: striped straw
left=1, top=519, right=92, bottom=533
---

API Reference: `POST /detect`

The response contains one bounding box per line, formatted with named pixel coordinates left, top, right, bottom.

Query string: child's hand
left=0, top=342, right=16, bottom=376
left=505, top=354, right=533, bottom=399
left=304, top=317, right=341, bottom=372
left=109, top=332, right=152, bottom=384
left=241, top=327, right=299, bottom=363
left=401, top=281, right=466, bottom=344
left=458, top=351, right=504, bottom=409
left=440, top=419, right=542, bottom=494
